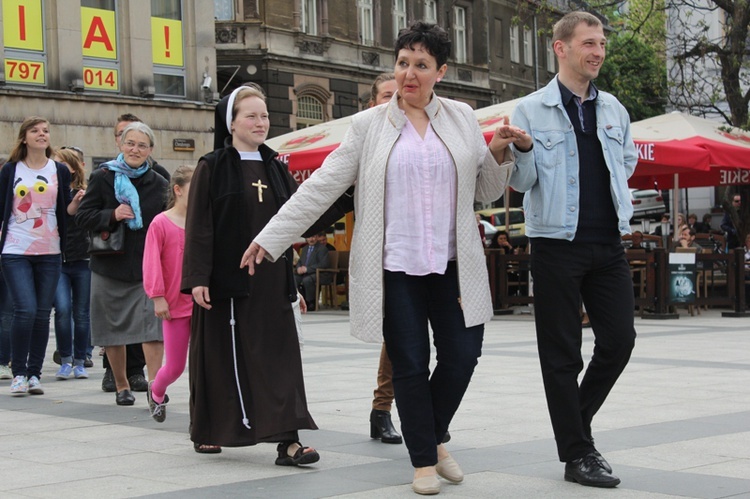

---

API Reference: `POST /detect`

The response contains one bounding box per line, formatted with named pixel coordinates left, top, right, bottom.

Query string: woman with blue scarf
left=75, top=122, right=168, bottom=406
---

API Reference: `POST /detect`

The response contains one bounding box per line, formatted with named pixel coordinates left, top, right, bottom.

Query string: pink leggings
left=151, top=316, right=190, bottom=404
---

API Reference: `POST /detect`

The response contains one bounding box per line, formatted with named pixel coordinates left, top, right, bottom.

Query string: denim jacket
left=509, top=77, right=637, bottom=240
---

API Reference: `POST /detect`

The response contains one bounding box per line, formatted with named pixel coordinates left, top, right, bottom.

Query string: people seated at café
left=652, top=213, right=672, bottom=237
left=674, top=226, right=701, bottom=252
left=489, top=231, right=518, bottom=254
left=295, top=232, right=331, bottom=311
left=628, top=231, right=646, bottom=250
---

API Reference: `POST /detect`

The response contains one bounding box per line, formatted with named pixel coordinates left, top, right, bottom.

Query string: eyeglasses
left=61, top=146, right=84, bottom=155
left=122, top=140, right=151, bottom=151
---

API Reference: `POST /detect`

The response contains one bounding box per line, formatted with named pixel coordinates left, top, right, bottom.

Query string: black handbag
left=88, top=224, right=125, bottom=255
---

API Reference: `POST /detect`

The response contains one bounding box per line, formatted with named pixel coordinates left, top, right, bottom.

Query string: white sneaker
left=28, top=376, right=44, bottom=395
left=10, top=375, right=28, bottom=395
left=0, top=364, right=12, bottom=380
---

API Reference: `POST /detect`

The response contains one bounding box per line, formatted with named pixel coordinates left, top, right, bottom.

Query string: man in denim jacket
left=507, top=11, right=637, bottom=488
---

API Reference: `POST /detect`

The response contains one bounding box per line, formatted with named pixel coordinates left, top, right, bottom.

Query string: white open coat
left=254, top=93, right=513, bottom=342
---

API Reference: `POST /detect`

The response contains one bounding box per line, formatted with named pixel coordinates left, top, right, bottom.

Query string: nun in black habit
left=181, top=84, right=320, bottom=465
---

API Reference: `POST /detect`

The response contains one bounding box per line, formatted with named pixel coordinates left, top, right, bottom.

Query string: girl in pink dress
left=143, top=165, right=193, bottom=422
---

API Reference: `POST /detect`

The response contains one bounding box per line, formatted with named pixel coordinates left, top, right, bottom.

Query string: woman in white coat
left=242, top=22, right=527, bottom=495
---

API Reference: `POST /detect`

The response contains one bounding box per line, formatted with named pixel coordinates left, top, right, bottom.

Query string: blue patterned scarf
left=102, top=153, right=150, bottom=230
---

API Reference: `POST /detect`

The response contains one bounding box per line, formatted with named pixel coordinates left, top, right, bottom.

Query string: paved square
left=1, top=309, right=748, bottom=498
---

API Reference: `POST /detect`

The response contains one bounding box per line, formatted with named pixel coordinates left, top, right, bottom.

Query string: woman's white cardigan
left=255, top=93, right=513, bottom=343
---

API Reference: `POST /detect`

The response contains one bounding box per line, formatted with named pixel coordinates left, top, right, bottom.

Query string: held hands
left=488, top=116, right=532, bottom=158
left=240, top=242, right=268, bottom=275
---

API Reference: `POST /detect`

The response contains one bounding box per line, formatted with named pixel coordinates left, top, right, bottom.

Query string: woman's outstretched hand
left=240, top=242, right=267, bottom=275
left=488, top=116, right=532, bottom=160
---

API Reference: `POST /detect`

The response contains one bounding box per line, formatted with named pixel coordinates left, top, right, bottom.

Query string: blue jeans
left=53, top=260, right=91, bottom=365
left=0, top=266, right=13, bottom=366
left=382, top=262, right=484, bottom=468
left=1, top=254, right=62, bottom=378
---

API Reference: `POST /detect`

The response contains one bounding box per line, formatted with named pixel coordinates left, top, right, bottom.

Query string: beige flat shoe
left=436, top=455, right=464, bottom=483
left=412, top=474, right=440, bottom=495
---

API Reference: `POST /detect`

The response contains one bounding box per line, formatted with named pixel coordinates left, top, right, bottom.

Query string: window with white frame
left=453, top=6, right=467, bottom=63
left=546, top=37, right=556, bottom=73
left=296, top=95, right=325, bottom=129
left=424, top=0, right=437, bottom=23
left=523, top=26, right=533, bottom=66
left=302, top=0, right=318, bottom=35
left=510, top=25, right=519, bottom=63
left=358, top=0, right=374, bottom=45
left=393, top=0, right=407, bottom=36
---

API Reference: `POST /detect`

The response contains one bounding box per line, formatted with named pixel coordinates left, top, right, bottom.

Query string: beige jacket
left=255, top=94, right=513, bottom=342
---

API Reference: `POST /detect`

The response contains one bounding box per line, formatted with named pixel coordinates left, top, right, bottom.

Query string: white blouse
left=383, top=118, right=456, bottom=276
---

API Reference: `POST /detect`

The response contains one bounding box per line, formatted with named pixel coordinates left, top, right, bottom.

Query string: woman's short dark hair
left=394, top=21, right=451, bottom=68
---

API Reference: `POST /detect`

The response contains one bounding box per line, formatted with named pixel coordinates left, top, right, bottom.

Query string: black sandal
left=194, top=442, right=222, bottom=454
left=275, top=441, right=320, bottom=466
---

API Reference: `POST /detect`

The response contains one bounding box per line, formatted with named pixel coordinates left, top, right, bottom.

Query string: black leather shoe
left=101, top=369, right=116, bottom=392
left=586, top=434, right=612, bottom=473
left=128, top=373, right=148, bottom=392
left=592, top=450, right=613, bottom=474
left=115, top=389, right=135, bottom=406
left=564, top=453, right=620, bottom=488
left=370, top=409, right=403, bottom=444
left=442, top=430, right=451, bottom=444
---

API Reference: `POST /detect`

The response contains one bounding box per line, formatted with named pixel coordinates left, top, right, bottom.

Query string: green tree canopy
left=596, top=31, right=667, bottom=121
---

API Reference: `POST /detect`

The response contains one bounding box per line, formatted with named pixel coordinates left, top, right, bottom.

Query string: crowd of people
left=2, top=13, right=748, bottom=497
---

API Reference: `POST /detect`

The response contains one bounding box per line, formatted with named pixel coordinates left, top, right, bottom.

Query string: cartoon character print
left=13, top=173, right=57, bottom=227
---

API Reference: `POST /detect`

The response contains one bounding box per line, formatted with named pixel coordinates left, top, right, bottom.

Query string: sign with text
left=173, top=138, right=195, bottom=151
left=4, top=58, right=45, bottom=84
left=83, top=66, right=119, bottom=91
left=151, top=17, right=184, bottom=66
left=81, top=7, right=117, bottom=60
left=3, top=0, right=44, bottom=51
left=668, top=253, right=697, bottom=304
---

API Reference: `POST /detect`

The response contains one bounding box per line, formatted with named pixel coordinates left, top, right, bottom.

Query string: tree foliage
left=596, top=31, right=667, bottom=121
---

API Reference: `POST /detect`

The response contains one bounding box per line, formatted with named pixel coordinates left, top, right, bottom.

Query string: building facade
left=0, top=0, right=217, bottom=172
left=214, top=0, right=561, bottom=137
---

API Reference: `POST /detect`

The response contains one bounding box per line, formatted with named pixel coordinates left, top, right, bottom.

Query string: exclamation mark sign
left=19, top=6, right=27, bottom=41
left=164, top=26, right=170, bottom=58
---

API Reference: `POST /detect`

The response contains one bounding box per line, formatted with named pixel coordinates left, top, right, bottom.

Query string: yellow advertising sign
left=4, top=58, right=45, bottom=84
left=151, top=17, right=183, bottom=66
left=83, top=66, right=119, bottom=91
left=81, top=7, right=117, bottom=59
left=3, top=0, right=44, bottom=51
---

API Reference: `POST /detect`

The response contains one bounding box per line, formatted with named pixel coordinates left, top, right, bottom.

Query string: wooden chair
left=314, top=251, right=339, bottom=309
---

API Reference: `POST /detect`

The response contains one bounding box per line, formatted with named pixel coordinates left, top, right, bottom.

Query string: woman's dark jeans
left=54, top=260, right=91, bottom=364
left=2, top=254, right=62, bottom=378
left=383, top=262, right=484, bottom=468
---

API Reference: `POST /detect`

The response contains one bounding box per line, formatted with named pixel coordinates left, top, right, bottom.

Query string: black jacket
left=75, top=166, right=168, bottom=282
left=62, top=188, right=90, bottom=262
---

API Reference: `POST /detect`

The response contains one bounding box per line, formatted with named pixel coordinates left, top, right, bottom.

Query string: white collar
left=239, top=151, right=262, bottom=161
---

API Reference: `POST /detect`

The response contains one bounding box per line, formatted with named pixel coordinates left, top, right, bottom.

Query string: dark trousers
left=383, top=262, right=484, bottom=468
left=2, top=254, right=62, bottom=378
left=531, top=240, right=636, bottom=462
